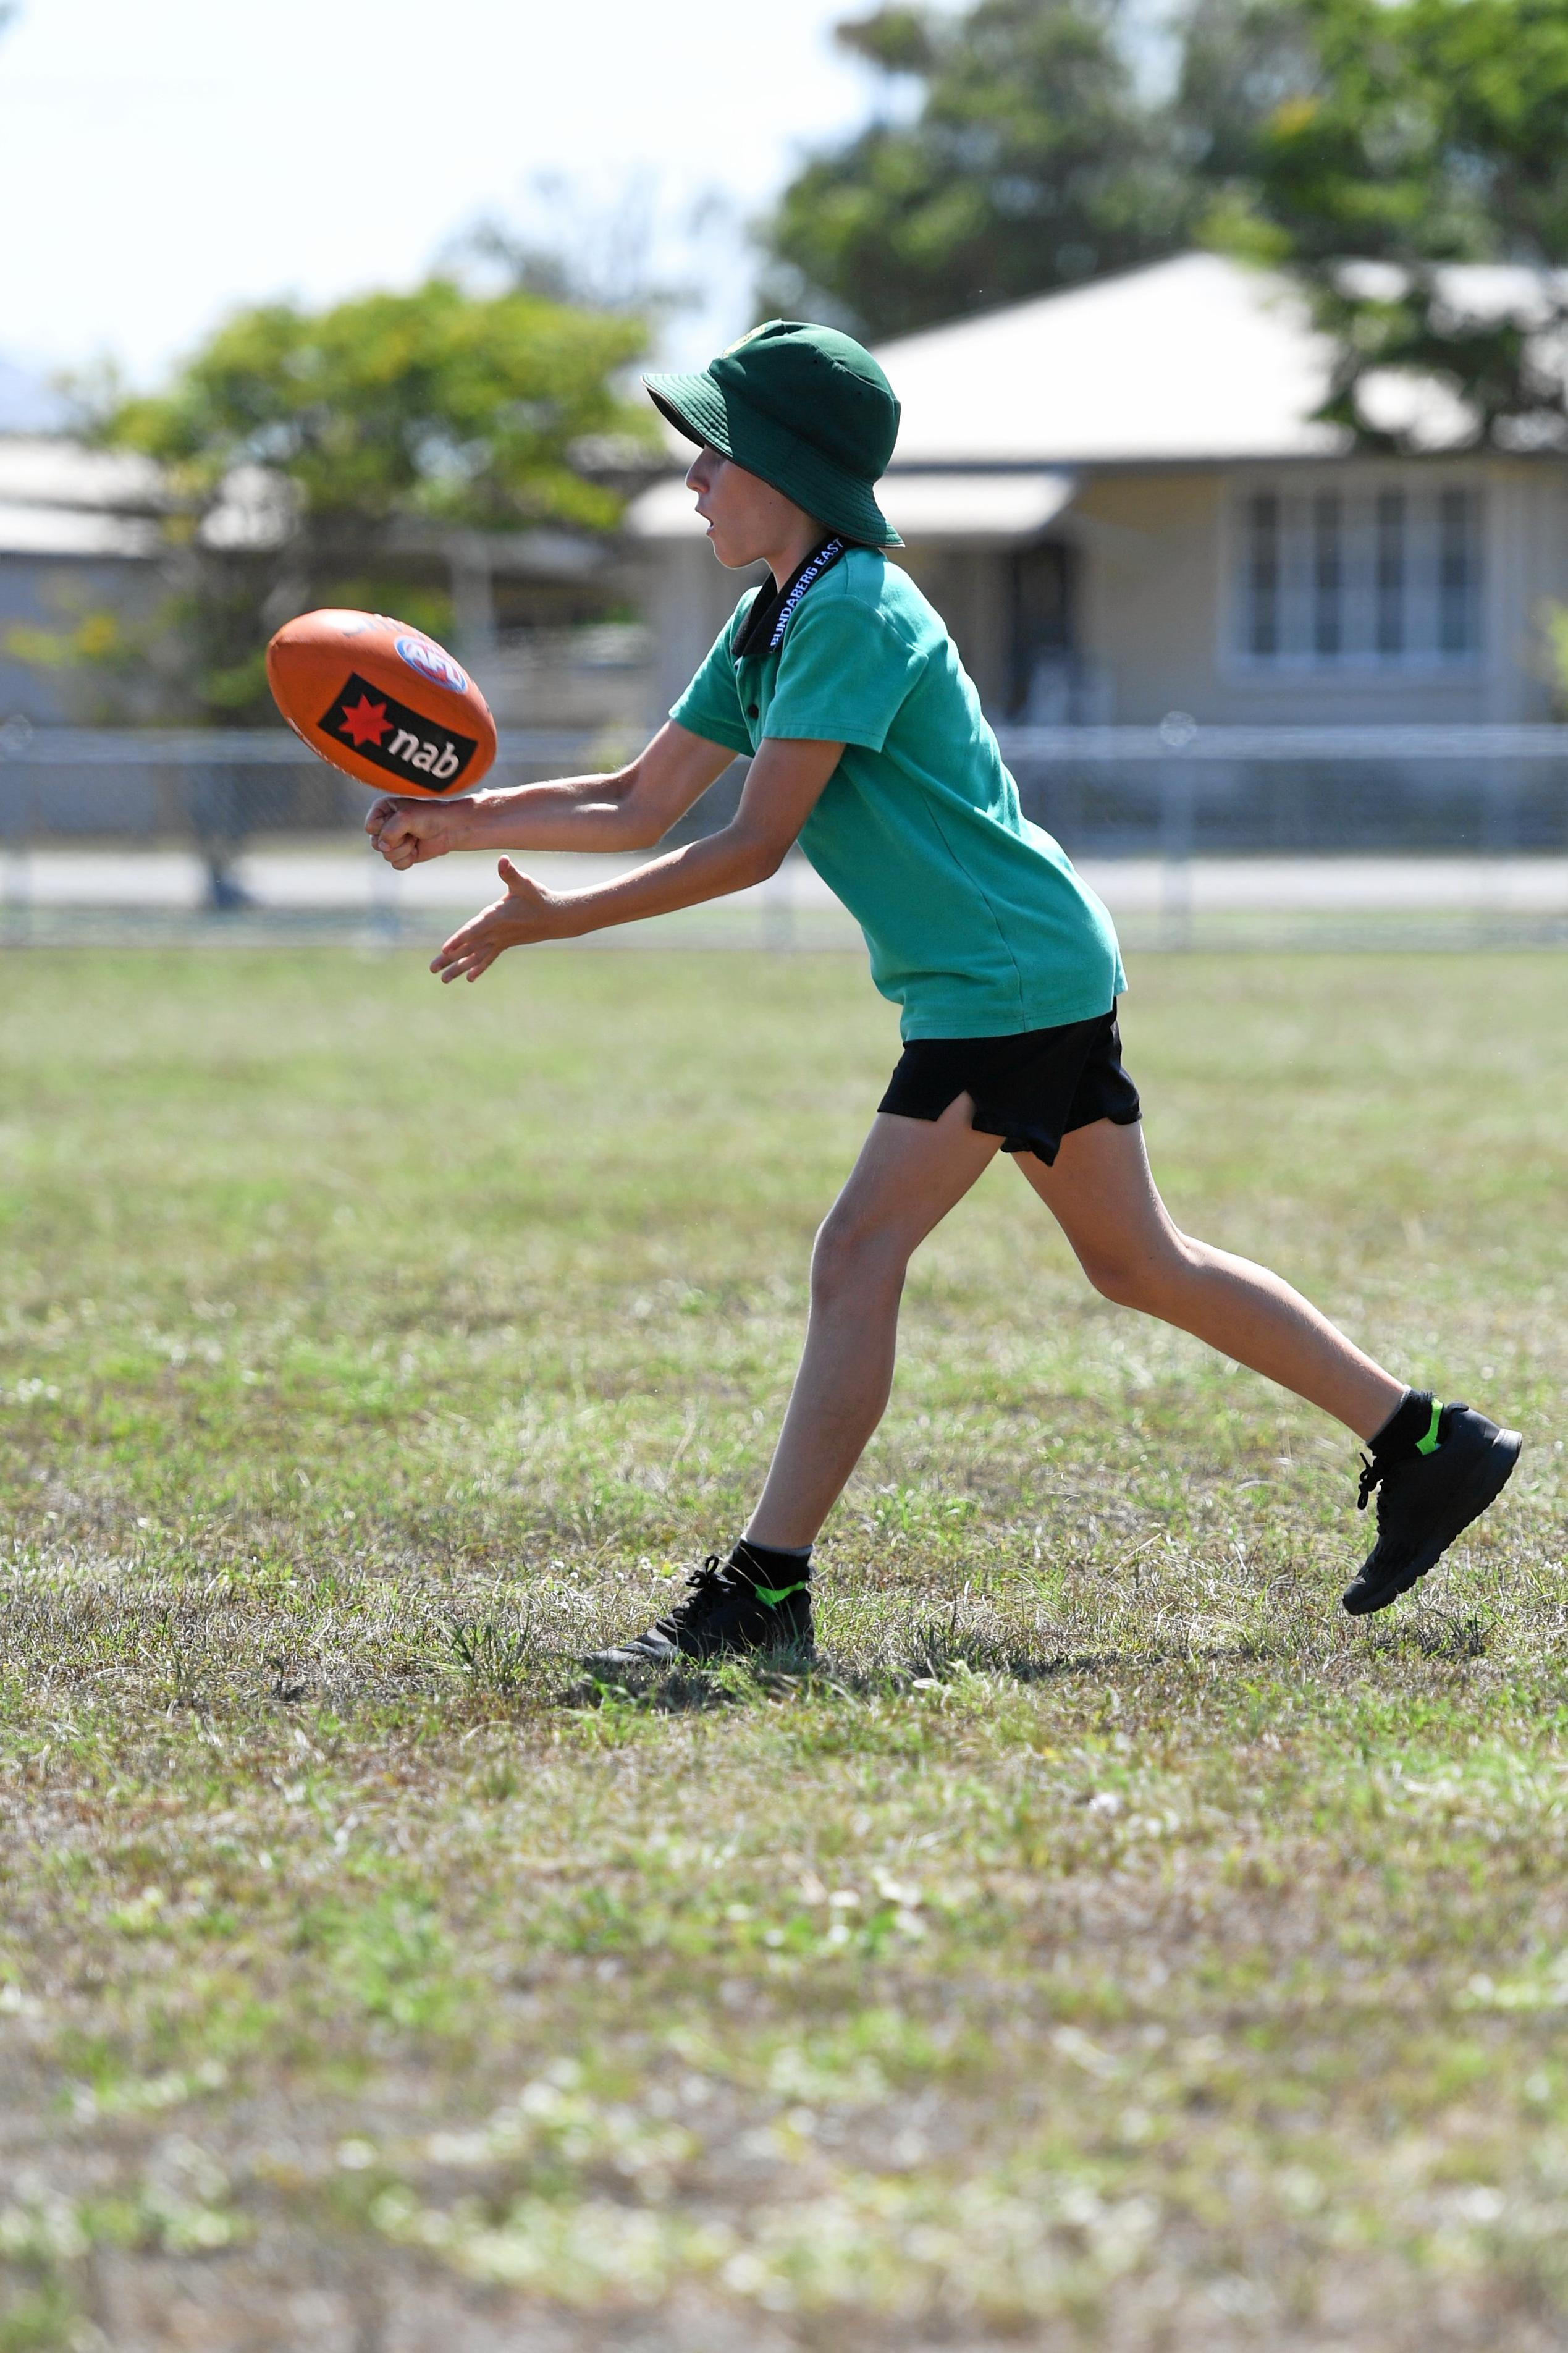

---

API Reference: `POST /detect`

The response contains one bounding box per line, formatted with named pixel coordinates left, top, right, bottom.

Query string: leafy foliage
left=762, top=0, right=1568, bottom=446
left=10, top=282, right=654, bottom=725
left=1538, top=598, right=1568, bottom=710
left=111, top=279, right=652, bottom=537
left=1200, top=0, right=1568, bottom=445
left=759, top=0, right=1197, bottom=339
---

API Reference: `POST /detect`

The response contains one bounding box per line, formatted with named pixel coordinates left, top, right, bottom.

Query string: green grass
left=2, top=945, right=1566, bottom=2351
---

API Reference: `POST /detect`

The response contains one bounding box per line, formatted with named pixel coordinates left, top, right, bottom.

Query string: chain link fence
left=3, top=717, right=1568, bottom=949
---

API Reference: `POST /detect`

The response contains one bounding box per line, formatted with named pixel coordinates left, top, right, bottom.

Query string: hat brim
left=643, top=371, right=902, bottom=550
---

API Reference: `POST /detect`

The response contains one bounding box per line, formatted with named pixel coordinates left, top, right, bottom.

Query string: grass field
left=1, top=945, right=1566, bottom=2353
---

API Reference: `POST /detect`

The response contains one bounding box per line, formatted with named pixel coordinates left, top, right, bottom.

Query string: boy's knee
left=811, top=1210, right=906, bottom=1305
left=1081, top=1254, right=1145, bottom=1308
left=1081, top=1232, right=1195, bottom=1311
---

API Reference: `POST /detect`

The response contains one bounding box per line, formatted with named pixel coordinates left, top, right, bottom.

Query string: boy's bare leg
left=747, top=1101, right=1402, bottom=1555
left=745, top=1096, right=1001, bottom=1548
left=1016, top=1118, right=1403, bottom=1441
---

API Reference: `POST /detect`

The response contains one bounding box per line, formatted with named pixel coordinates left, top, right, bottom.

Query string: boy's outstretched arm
left=427, top=736, right=845, bottom=984
left=363, top=722, right=738, bottom=867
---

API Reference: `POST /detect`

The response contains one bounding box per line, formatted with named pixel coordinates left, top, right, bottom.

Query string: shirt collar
left=733, top=533, right=850, bottom=663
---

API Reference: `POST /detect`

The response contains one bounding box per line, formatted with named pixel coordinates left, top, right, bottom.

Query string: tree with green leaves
left=15, top=279, right=654, bottom=724
left=758, top=0, right=1197, bottom=340
left=761, top=0, right=1568, bottom=446
left=1192, top=0, right=1568, bottom=446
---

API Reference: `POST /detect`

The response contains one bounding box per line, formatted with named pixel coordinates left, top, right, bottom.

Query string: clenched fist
left=364, top=795, right=465, bottom=869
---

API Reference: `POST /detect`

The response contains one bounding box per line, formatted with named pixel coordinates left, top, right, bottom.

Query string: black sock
left=731, top=1538, right=813, bottom=1591
left=1369, top=1388, right=1442, bottom=1461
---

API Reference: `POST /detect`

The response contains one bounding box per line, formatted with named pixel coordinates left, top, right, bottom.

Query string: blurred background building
left=14, top=251, right=1564, bottom=756
left=628, top=255, right=1568, bottom=732
left=5, top=0, right=1568, bottom=927
left=0, top=437, right=164, bottom=725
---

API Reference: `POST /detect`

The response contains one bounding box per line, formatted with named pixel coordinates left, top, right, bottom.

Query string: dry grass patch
left=1, top=947, right=1566, bottom=2350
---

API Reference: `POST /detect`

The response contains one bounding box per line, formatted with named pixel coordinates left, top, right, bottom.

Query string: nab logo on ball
left=396, top=635, right=468, bottom=695
left=316, top=672, right=478, bottom=791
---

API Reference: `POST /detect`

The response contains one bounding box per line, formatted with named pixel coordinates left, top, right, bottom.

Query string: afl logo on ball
left=396, top=635, right=468, bottom=695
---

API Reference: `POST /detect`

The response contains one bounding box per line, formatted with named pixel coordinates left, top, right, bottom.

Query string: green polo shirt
left=670, top=547, right=1124, bottom=1039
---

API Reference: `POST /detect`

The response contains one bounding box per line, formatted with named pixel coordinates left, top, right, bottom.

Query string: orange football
left=266, top=609, right=497, bottom=796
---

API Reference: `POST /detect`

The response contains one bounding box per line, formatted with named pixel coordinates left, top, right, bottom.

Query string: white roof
left=0, top=435, right=165, bottom=511
left=625, top=465, right=1077, bottom=545
left=875, top=254, right=1341, bottom=465
left=0, top=436, right=310, bottom=561
left=0, top=503, right=161, bottom=558
left=627, top=250, right=1563, bottom=544
left=877, top=251, right=1568, bottom=465
left=0, top=433, right=167, bottom=560
left=882, top=467, right=1076, bottom=540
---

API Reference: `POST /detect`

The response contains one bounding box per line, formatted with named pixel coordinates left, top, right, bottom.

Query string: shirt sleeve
left=668, top=605, right=755, bottom=757
left=761, top=591, right=924, bottom=753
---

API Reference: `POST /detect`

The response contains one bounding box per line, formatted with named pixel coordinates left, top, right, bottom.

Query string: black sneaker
left=584, top=1553, right=815, bottom=1673
left=1342, top=1402, right=1521, bottom=1616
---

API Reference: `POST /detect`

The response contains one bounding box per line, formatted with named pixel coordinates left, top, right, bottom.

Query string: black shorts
left=877, top=1005, right=1141, bottom=1165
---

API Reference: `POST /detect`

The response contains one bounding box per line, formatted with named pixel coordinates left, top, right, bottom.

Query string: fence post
left=368, top=826, right=401, bottom=947
left=1157, top=712, right=1198, bottom=950
left=1480, top=754, right=1520, bottom=855
left=0, top=717, right=35, bottom=941
left=761, top=854, right=798, bottom=952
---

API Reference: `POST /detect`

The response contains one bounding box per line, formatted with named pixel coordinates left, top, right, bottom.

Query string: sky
left=0, top=0, right=881, bottom=399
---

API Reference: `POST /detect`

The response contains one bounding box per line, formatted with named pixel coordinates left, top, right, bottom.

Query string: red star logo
left=337, top=692, right=390, bottom=748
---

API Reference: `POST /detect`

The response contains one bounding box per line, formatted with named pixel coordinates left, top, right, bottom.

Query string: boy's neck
left=765, top=515, right=832, bottom=590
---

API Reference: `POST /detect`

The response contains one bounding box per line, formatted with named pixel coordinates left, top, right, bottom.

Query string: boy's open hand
left=430, top=858, right=566, bottom=984
left=365, top=795, right=463, bottom=868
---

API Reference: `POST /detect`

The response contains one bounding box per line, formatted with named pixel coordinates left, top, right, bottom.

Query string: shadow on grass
left=1371, top=1608, right=1488, bottom=1662
left=561, top=1601, right=1490, bottom=1712
left=563, top=1645, right=818, bottom=1713
left=563, top=1629, right=1302, bottom=1712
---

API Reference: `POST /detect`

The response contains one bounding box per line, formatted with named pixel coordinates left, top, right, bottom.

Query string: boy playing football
left=366, top=320, right=1520, bottom=1664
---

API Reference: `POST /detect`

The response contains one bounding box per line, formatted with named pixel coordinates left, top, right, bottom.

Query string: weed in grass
left=444, top=1613, right=532, bottom=1692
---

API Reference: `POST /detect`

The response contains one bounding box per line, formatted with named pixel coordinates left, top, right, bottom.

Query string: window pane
left=1248, top=492, right=1279, bottom=656
left=1439, top=488, right=1478, bottom=654
left=1237, top=480, right=1480, bottom=666
left=1376, top=490, right=1405, bottom=656
left=1313, top=492, right=1342, bottom=656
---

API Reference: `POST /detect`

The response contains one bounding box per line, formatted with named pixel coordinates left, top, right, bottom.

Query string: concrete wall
left=634, top=536, right=1018, bottom=721
left=1067, top=458, right=1568, bottom=724
left=891, top=546, right=1013, bottom=711
left=630, top=455, right=1568, bottom=730
left=633, top=539, right=766, bottom=730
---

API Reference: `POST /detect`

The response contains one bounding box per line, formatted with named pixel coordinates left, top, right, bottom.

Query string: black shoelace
left=666, top=1556, right=732, bottom=1618
left=1356, top=1455, right=1383, bottom=1511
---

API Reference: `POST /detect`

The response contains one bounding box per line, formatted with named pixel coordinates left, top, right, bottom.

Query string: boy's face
left=686, top=446, right=812, bottom=568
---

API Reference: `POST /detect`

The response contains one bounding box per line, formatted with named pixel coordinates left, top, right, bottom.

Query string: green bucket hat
left=644, top=319, right=903, bottom=549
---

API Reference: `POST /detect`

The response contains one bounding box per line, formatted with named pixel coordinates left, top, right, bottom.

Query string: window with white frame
left=1233, top=479, right=1483, bottom=666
